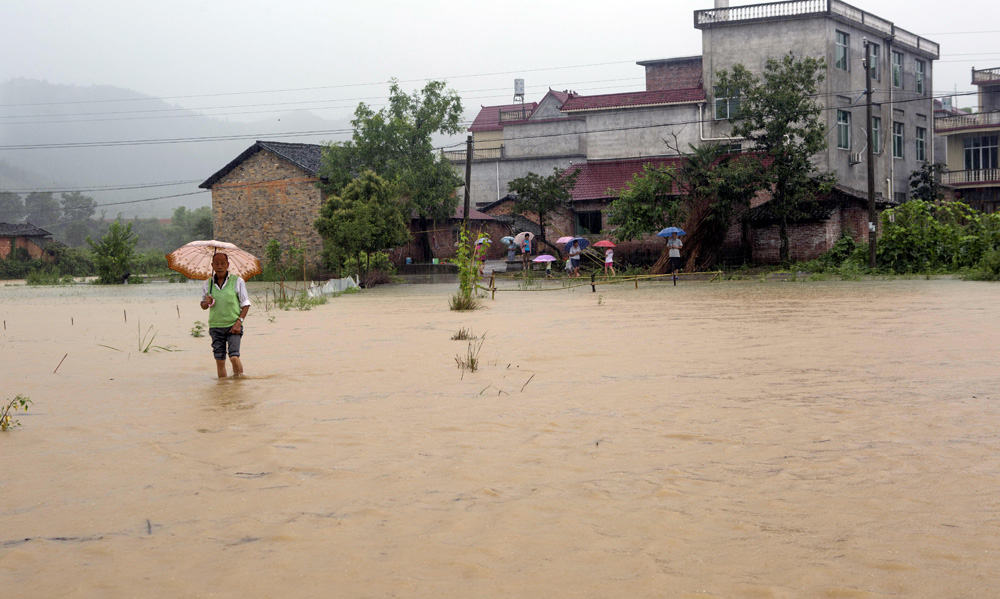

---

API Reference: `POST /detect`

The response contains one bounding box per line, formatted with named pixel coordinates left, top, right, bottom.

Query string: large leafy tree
left=909, top=162, right=946, bottom=202
left=716, top=52, right=835, bottom=264
left=318, top=80, right=463, bottom=261
left=24, top=192, right=61, bottom=227
left=87, top=220, right=138, bottom=284
left=314, top=171, right=411, bottom=282
left=607, top=164, right=685, bottom=242
left=507, top=167, right=580, bottom=252
left=59, top=191, right=97, bottom=223
left=0, top=192, right=25, bottom=223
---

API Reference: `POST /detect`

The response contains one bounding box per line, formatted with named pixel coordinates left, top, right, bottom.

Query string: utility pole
left=463, top=135, right=473, bottom=231
left=865, top=40, right=877, bottom=269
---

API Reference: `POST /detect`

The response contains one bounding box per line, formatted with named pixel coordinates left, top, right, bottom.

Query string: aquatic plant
left=138, top=322, right=177, bottom=353
left=1, top=395, right=31, bottom=431
left=190, top=321, right=206, bottom=338
left=451, top=327, right=477, bottom=340
left=455, top=336, right=486, bottom=374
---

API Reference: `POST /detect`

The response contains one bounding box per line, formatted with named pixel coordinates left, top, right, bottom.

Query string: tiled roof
left=562, top=157, right=688, bottom=201
left=560, top=88, right=705, bottom=112
left=452, top=205, right=494, bottom=221
left=0, top=222, right=52, bottom=237
left=469, top=102, right=539, bottom=132
left=199, top=140, right=324, bottom=188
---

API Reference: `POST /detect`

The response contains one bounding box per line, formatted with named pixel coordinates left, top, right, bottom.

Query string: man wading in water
left=200, top=253, right=251, bottom=378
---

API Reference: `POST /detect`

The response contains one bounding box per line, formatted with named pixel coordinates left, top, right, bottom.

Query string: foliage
left=315, top=171, right=411, bottom=284
left=191, top=321, right=206, bottom=338
left=0, top=191, right=26, bottom=223
left=607, top=164, right=685, bottom=241
left=451, top=328, right=477, bottom=340
left=448, top=225, right=484, bottom=311
left=87, top=220, right=138, bottom=284
left=715, top=52, right=835, bottom=263
left=277, top=292, right=329, bottom=311
left=1, top=395, right=32, bottom=431
left=26, top=267, right=75, bottom=285
left=318, top=79, right=463, bottom=259
left=909, top=162, right=946, bottom=202
left=60, top=191, right=97, bottom=222
left=138, top=323, right=177, bottom=353
left=24, top=192, right=61, bottom=228
left=455, top=336, right=486, bottom=373
left=508, top=167, right=580, bottom=248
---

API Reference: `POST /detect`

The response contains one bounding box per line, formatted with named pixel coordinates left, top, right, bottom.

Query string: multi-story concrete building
left=935, top=67, right=1000, bottom=212
left=455, top=0, right=940, bottom=262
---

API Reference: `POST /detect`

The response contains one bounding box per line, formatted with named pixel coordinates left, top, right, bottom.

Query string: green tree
left=607, top=164, right=685, bottom=242
left=909, top=162, right=946, bottom=202
left=318, top=79, right=463, bottom=261
left=59, top=191, right=97, bottom=223
left=87, top=220, right=138, bottom=284
left=0, top=192, right=25, bottom=223
left=716, top=52, right=835, bottom=264
left=314, top=171, right=412, bottom=283
left=507, top=167, right=580, bottom=252
left=24, top=192, right=61, bottom=228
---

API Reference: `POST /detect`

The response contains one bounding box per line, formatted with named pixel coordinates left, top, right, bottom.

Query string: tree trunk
left=418, top=216, right=433, bottom=262
left=779, top=215, right=790, bottom=265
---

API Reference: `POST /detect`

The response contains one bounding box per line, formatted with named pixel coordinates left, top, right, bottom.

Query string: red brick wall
left=645, top=58, right=703, bottom=91
left=0, top=237, right=48, bottom=260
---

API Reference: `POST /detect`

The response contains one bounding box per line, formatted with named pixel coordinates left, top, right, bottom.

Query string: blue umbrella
left=657, top=227, right=687, bottom=237
left=500, top=236, right=515, bottom=246
left=564, top=237, right=590, bottom=252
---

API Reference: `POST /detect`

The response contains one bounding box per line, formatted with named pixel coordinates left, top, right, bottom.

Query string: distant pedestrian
left=603, top=248, right=615, bottom=277
left=521, top=235, right=532, bottom=270
left=667, top=232, right=683, bottom=275
left=569, top=240, right=583, bottom=278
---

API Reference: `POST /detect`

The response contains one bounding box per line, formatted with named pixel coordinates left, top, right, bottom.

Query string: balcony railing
left=935, top=111, right=1000, bottom=132
left=442, top=146, right=505, bottom=162
left=943, top=169, right=1000, bottom=185
left=498, top=107, right=532, bottom=123
left=694, top=0, right=938, bottom=56
left=973, top=67, right=1000, bottom=85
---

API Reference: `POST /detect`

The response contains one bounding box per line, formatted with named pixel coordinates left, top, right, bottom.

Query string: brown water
left=2, top=279, right=999, bottom=598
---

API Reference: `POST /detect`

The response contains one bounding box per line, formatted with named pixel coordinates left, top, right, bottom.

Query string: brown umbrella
left=166, top=240, right=262, bottom=280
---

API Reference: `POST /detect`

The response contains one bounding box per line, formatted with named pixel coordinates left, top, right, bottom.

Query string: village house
left=455, top=0, right=939, bottom=263
left=935, top=67, right=1000, bottom=212
left=0, top=222, right=58, bottom=261
left=200, top=140, right=504, bottom=269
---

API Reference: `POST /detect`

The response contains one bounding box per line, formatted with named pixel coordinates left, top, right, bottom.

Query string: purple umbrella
left=532, top=254, right=557, bottom=262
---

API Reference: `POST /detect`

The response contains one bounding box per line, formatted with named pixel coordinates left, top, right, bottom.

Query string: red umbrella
left=594, top=240, right=616, bottom=248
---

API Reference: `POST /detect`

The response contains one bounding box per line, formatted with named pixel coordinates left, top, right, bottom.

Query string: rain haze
left=1, top=0, right=997, bottom=216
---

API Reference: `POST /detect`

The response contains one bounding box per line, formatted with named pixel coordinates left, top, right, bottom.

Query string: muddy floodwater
left=2, top=278, right=999, bottom=598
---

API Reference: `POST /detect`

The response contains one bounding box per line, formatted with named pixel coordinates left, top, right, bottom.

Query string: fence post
left=590, top=272, right=596, bottom=293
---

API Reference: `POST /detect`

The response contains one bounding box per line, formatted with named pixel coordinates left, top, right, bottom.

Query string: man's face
left=212, top=254, right=229, bottom=276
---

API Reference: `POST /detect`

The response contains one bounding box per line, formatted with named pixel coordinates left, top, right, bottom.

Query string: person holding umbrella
left=667, top=232, right=683, bottom=275
left=568, top=239, right=583, bottom=278
left=200, top=252, right=251, bottom=378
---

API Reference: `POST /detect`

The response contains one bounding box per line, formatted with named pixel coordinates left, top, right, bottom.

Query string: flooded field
left=2, top=278, right=999, bottom=598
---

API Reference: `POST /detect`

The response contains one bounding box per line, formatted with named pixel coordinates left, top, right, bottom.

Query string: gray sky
left=3, top=0, right=998, bottom=128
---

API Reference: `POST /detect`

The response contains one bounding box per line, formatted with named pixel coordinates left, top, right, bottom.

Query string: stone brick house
left=0, top=222, right=57, bottom=261
left=200, top=141, right=326, bottom=271
left=201, top=140, right=505, bottom=268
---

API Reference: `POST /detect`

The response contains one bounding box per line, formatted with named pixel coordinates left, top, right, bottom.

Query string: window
left=964, top=135, right=999, bottom=171
left=871, top=116, right=881, bottom=154
left=892, top=51, right=903, bottom=88
left=893, top=122, right=904, bottom=158
left=835, top=31, right=850, bottom=71
left=714, top=86, right=741, bottom=120
left=576, top=211, right=603, bottom=235
left=869, top=43, right=881, bottom=82
left=916, top=127, right=926, bottom=162
left=915, top=60, right=926, bottom=95
left=837, top=110, right=851, bottom=149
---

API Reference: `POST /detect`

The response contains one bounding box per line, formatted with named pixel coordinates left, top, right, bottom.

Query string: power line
left=2, top=180, right=203, bottom=194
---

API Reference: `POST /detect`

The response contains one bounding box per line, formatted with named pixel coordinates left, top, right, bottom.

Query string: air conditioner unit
left=849, top=152, right=863, bottom=165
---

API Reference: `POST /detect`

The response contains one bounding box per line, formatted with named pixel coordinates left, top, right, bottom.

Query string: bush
left=341, top=251, right=395, bottom=279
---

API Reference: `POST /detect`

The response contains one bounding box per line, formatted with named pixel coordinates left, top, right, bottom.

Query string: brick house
left=0, top=222, right=57, bottom=261
left=200, top=141, right=326, bottom=271
left=201, top=140, right=504, bottom=269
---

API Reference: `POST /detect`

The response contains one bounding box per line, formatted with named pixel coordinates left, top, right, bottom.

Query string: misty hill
left=0, top=79, right=353, bottom=218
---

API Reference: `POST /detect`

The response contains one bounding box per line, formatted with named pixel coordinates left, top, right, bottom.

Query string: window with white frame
left=837, top=110, right=851, bottom=150
left=869, top=43, right=881, bottom=82
left=835, top=31, right=850, bottom=71
left=964, top=135, right=999, bottom=171
left=892, top=51, right=903, bottom=88
left=893, top=122, right=904, bottom=158
left=915, top=60, right=926, bottom=95
left=714, top=86, right=741, bottom=120
left=916, top=127, right=926, bottom=161
left=871, top=116, right=881, bottom=154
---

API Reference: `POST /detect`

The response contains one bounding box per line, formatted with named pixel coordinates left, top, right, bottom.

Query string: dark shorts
left=670, top=256, right=682, bottom=272
left=209, top=327, right=243, bottom=360
left=571, top=258, right=580, bottom=268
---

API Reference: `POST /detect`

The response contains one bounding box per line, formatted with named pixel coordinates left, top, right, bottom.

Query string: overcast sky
left=3, top=0, right=998, bottom=129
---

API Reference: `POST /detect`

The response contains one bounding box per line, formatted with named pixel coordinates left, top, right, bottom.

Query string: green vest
left=207, top=274, right=241, bottom=328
